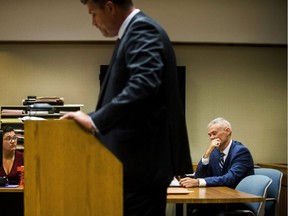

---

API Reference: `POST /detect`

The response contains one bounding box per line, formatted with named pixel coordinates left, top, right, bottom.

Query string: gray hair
left=207, top=117, right=232, bottom=132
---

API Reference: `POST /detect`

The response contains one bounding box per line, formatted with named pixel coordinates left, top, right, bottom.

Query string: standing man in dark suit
left=60, top=0, right=193, bottom=215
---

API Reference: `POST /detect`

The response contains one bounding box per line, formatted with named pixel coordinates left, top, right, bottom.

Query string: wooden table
left=0, top=185, right=23, bottom=192
left=0, top=186, right=264, bottom=216
left=167, top=186, right=264, bottom=216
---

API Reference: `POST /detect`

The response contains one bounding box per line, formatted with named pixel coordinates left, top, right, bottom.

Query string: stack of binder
left=22, top=96, right=64, bottom=105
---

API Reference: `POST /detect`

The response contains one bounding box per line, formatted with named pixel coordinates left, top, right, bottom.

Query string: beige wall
left=0, top=0, right=287, bottom=164
left=0, top=0, right=286, bottom=44
left=176, top=45, right=287, bottom=164
left=0, top=43, right=286, bottom=164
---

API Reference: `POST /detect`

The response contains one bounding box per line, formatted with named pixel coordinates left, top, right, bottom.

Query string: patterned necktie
left=219, top=152, right=225, bottom=170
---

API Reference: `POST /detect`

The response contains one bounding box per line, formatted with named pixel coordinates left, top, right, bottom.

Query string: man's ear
left=105, top=1, right=115, bottom=13
left=225, top=127, right=231, bottom=136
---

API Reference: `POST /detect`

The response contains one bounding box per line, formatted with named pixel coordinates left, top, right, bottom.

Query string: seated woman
left=0, top=126, right=24, bottom=185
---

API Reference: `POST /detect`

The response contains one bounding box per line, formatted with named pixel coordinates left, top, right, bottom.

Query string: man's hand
left=179, top=177, right=199, bottom=188
left=211, top=138, right=221, bottom=148
left=203, top=138, right=221, bottom=159
left=60, top=111, right=94, bottom=133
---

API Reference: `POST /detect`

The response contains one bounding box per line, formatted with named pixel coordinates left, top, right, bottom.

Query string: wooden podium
left=24, top=120, right=123, bottom=216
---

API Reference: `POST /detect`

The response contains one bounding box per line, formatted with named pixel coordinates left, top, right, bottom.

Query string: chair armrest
left=266, top=197, right=276, bottom=201
left=216, top=209, right=255, bottom=216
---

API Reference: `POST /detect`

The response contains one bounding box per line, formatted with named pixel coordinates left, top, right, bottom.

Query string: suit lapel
left=96, top=12, right=145, bottom=110
left=221, top=141, right=234, bottom=174
left=96, top=38, right=121, bottom=110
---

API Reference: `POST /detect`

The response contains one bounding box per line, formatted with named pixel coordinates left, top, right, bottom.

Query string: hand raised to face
left=211, top=138, right=221, bottom=148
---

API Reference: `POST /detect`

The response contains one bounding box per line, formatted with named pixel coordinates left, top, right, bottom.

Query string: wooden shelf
left=0, top=104, right=84, bottom=149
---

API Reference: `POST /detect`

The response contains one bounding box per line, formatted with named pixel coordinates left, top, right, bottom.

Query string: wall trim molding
left=0, top=40, right=286, bottom=47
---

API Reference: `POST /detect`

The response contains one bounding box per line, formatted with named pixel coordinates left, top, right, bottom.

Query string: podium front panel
left=24, top=120, right=123, bottom=216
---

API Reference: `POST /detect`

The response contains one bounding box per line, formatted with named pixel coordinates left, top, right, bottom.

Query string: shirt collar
left=222, top=139, right=232, bottom=156
left=118, top=9, right=140, bottom=39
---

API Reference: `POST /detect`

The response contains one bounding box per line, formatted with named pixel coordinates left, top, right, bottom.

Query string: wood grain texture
left=167, top=186, right=264, bottom=204
left=24, top=120, right=123, bottom=216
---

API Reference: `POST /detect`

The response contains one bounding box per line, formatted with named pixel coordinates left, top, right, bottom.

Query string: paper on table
left=169, top=177, right=180, bottom=187
left=19, top=116, right=46, bottom=121
left=1, top=184, right=19, bottom=188
left=167, top=187, right=191, bottom=194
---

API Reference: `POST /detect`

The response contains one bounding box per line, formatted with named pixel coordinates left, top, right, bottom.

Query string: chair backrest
left=254, top=168, right=283, bottom=216
left=236, top=175, right=272, bottom=216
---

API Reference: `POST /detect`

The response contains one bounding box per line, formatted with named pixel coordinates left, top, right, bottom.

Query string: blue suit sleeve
left=195, top=142, right=254, bottom=188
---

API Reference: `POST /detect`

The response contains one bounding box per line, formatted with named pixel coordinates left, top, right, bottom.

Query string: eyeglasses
left=3, top=136, right=18, bottom=142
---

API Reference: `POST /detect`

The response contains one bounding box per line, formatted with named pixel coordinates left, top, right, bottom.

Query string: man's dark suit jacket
left=89, top=12, right=193, bottom=192
left=195, top=140, right=254, bottom=188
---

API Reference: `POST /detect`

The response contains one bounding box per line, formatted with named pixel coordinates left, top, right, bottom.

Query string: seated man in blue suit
left=179, top=117, right=255, bottom=215
left=180, top=117, right=254, bottom=189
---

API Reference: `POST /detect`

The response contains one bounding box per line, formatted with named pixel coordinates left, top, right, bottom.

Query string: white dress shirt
left=198, top=140, right=232, bottom=187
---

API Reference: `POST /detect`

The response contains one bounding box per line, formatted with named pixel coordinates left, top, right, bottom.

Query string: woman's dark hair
left=81, top=0, right=133, bottom=9
left=2, top=126, right=14, bottom=134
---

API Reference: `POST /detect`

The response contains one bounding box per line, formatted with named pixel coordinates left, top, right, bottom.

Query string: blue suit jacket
left=89, top=11, right=193, bottom=192
left=195, top=140, right=254, bottom=188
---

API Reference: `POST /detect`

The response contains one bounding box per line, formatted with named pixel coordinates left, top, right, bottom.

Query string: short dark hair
left=2, top=126, right=14, bottom=134
left=80, top=0, right=89, bottom=4
left=81, top=0, right=133, bottom=9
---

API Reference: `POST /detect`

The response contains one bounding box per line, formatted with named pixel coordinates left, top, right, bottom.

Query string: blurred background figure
left=0, top=126, right=24, bottom=185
